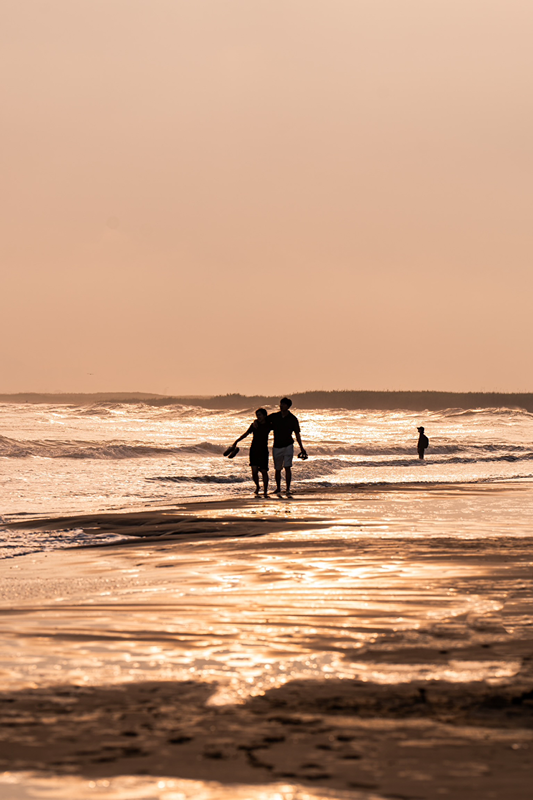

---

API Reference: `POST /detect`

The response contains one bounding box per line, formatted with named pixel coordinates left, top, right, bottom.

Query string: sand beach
left=1, top=484, right=532, bottom=799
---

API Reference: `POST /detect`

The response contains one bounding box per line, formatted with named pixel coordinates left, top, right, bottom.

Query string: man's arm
left=294, top=428, right=307, bottom=455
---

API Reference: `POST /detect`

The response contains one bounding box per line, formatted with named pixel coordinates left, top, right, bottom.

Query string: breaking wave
left=150, top=475, right=247, bottom=484
left=2, top=432, right=533, bottom=466
left=438, top=406, right=533, bottom=419
left=303, top=474, right=533, bottom=490
left=0, top=436, right=224, bottom=460
left=302, top=452, right=533, bottom=470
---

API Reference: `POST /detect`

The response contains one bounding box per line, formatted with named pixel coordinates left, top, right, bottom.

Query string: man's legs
left=273, top=446, right=293, bottom=493
left=418, top=448, right=424, bottom=460
left=285, top=466, right=292, bottom=492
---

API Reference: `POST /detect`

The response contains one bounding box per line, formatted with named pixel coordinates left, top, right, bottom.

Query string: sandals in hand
left=223, top=446, right=240, bottom=459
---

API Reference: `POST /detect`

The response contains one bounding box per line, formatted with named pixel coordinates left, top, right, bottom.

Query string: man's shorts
left=273, top=444, right=294, bottom=470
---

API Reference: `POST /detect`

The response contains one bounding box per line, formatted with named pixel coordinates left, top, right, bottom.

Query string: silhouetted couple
left=230, top=398, right=307, bottom=496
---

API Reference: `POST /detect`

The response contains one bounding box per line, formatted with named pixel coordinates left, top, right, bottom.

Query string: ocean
left=1, top=401, right=533, bottom=558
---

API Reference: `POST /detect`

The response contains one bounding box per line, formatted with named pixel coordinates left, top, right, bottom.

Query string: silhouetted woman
left=231, top=409, right=271, bottom=495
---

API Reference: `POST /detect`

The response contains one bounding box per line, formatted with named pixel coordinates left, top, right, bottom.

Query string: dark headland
left=2, top=390, right=533, bottom=411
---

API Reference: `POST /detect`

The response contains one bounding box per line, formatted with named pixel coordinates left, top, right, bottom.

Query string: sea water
left=1, top=401, right=533, bottom=557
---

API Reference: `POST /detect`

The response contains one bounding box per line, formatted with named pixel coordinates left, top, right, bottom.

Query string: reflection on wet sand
left=0, top=534, right=525, bottom=697
left=0, top=773, right=380, bottom=800
left=1, top=486, right=533, bottom=798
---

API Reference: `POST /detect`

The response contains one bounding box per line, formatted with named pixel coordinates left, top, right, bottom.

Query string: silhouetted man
left=417, top=426, right=429, bottom=460
left=268, top=398, right=307, bottom=495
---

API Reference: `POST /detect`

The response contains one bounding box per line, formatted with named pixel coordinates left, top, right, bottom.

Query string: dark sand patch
left=0, top=679, right=532, bottom=798
left=5, top=502, right=334, bottom=546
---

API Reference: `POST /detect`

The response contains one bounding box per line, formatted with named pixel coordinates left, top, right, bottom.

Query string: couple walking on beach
left=228, top=398, right=307, bottom=497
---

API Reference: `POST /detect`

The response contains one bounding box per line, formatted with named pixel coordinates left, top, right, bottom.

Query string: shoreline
left=6, top=477, right=532, bottom=525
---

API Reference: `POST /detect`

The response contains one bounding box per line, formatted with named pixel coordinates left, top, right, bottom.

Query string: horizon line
left=2, top=389, right=533, bottom=398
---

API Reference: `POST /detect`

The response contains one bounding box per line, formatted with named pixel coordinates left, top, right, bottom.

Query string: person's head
left=255, top=408, right=267, bottom=422
left=280, top=397, right=292, bottom=413
left=417, top=426, right=425, bottom=433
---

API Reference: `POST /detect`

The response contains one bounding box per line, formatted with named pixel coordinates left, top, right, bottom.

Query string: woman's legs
left=251, top=465, right=260, bottom=493
left=260, top=469, right=269, bottom=495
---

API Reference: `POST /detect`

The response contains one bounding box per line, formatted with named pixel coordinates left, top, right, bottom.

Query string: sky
left=1, top=0, right=532, bottom=395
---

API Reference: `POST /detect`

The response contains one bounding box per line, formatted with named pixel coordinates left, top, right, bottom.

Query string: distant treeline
left=2, top=390, right=533, bottom=412
left=162, top=391, right=533, bottom=412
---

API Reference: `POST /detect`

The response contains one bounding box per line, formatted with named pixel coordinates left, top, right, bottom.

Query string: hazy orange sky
left=2, top=1, right=532, bottom=395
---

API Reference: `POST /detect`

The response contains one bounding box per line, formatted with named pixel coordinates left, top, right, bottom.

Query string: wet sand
left=1, top=678, right=533, bottom=799
left=1, top=488, right=533, bottom=798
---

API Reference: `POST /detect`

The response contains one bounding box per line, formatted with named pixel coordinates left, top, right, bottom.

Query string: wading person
left=229, top=408, right=271, bottom=496
left=268, top=398, right=307, bottom=496
left=417, top=426, right=429, bottom=460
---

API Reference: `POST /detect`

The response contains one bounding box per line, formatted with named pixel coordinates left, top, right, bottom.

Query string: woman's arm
left=232, top=424, right=253, bottom=448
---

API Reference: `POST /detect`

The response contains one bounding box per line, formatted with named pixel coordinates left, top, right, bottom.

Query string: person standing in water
left=268, top=398, right=307, bottom=495
left=230, top=409, right=271, bottom=496
left=417, top=426, right=429, bottom=459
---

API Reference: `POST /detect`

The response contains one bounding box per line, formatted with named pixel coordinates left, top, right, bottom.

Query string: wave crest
left=0, top=436, right=223, bottom=460
left=150, top=475, right=247, bottom=484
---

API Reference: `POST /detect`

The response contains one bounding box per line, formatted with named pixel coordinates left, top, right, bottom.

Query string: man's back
left=268, top=411, right=300, bottom=448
